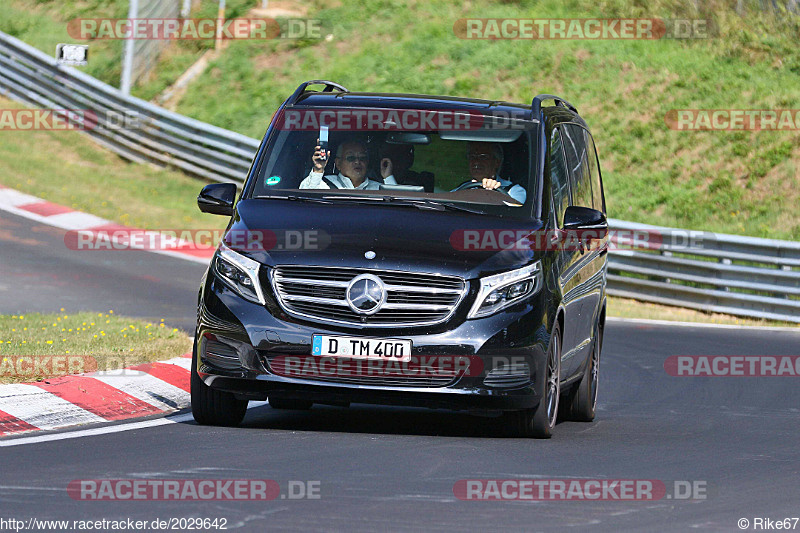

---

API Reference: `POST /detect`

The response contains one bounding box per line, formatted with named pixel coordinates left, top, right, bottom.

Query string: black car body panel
left=193, top=83, right=608, bottom=432
left=230, top=199, right=542, bottom=276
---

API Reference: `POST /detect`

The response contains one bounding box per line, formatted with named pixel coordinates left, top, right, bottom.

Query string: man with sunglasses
left=300, top=140, right=395, bottom=190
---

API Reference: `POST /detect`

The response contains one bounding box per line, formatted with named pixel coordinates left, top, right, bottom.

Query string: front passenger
left=300, top=140, right=389, bottom=190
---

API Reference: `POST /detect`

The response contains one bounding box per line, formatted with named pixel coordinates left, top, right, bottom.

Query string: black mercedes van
left=192, top=80, right=608, bottom=438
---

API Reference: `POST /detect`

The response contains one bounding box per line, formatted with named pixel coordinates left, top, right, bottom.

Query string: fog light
left=483, top=362, right=532, bottom=388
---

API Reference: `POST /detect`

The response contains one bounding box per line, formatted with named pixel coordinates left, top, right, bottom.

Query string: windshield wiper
left=322, top=194, right=441, bottom=210
left=254, top=194, right=333, bottom=204
left=380, top=197, right=446, bottom=211
left=321, top=194, right=488, bottom=214
left=321, top=194, right=383, bottom=202
left=389, top=198, right=487, bottom=214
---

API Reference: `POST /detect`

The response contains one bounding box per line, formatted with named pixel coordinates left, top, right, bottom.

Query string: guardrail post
left=216, top=0, right=226, bottom=51
left=120, top=0, right=139, bottom=95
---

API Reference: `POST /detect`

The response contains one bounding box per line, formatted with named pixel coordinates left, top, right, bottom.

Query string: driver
left=300, top=140, right=391, bottom=190
left=461, top=141, right=526, bottom=204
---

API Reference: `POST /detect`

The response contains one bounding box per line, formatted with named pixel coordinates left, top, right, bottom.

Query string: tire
left=191, top=338, right=248, bottom=427
left=566, top=321, right=602, bottom=422
left=504, top=322, right=561, bottom=438
left=268, top=398, right=313, bottom=410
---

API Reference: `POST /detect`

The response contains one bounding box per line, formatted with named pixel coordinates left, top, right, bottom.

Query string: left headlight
left=213, top=243, right=266, bottom=305
left=468, top=261, right=542, bottom=319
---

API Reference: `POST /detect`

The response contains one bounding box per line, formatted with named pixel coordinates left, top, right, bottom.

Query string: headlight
left=468, top=261, right=542, bottom=319
left=213, top=243, right=266, bottom=304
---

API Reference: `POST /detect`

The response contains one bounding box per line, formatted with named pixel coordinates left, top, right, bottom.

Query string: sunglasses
left=468, top=153, right=494, bottom=161
left=343, top=154, right=368, bottom=163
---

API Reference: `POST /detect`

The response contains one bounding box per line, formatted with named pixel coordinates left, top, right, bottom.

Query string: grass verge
left=607, top=296, right=797, bottom=327
left=0, top=96, right=221, bottom=231
left=0, top=311, right=192, bottom=385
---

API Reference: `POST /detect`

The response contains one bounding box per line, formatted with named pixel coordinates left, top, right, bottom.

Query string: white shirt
left=496, top=178, right=527, bottom=204
left=299, top=171, right=397, bottom=190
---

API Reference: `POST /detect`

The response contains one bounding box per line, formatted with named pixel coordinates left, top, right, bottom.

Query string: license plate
left=311, top=334, right=412, bottom=362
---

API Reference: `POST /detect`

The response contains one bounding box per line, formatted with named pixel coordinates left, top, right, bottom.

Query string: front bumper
left=196, top=273, right=554, bottom=412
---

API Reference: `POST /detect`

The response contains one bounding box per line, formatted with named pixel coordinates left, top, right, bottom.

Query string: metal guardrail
left=0, top=31, right=259, bottom=183
left=0, top=30, right=797, bottom=323
left=607, top=219, right=800, bottom=323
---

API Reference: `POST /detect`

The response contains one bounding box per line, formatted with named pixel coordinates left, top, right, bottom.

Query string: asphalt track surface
left=2, top=209, right=800, bottom=531
left=0, top=210, right=206, bottom=331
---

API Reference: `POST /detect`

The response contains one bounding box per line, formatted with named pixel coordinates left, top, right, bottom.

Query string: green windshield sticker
left=266, top=176, right=281, bottom=185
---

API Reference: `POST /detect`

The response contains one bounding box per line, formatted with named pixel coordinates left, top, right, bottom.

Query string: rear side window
left=549, top=128, right=570, bottom=227
left=585, top=132, right=605, bottom=213
left=561, top=124, right=592, bottom=209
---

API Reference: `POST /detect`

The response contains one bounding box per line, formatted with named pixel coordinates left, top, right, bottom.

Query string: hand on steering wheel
left=452, top=179, right=512, bottom=197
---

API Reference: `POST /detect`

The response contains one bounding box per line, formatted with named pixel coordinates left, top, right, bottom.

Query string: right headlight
left=468, top=261, right=542, bottom=319
left=213, top=243, right=266, bottom=305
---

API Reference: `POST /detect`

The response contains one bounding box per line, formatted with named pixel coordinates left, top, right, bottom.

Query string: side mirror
left=563, top=206, right=608, bottom=237
left=198, top=183, right=237, bottom=216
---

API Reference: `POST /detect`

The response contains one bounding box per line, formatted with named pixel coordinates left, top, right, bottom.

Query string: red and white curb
left=0, top=186, right=211, bottom=438
left=0, top=186, right=214, bottom=264
left=0, top=354, right=193, bottom=437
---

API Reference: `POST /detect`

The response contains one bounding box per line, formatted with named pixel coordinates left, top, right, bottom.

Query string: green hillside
left=0, top=96, right=216, bottom=230
left=2, top=0, right=799, bottom=239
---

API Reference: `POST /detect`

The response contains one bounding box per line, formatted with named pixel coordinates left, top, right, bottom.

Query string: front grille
left=270, top=266, right=467, bottom=327
left=265, top=355, right=460, bottom=388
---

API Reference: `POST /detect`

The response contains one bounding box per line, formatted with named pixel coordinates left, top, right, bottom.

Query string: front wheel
left=191, top=338, right=248, bottom=426
left=566, top=324, right=601, bottom=422
left=504, top=322, right=561, bottom=438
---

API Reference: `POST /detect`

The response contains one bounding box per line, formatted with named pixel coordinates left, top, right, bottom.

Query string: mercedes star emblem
left=345, top=274, right=386, bottom=315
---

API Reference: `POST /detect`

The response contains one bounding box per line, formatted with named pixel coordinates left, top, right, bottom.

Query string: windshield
left=248, top=107, right=538, bottom=218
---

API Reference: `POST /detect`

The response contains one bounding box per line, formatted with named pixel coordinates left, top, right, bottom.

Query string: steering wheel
left=452, top=179, right=515, bottom=198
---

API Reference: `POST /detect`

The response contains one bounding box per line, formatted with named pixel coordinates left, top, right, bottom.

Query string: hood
left=227, top=199, right=543, bottom=279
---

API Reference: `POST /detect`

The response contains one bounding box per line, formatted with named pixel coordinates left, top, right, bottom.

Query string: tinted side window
left=585, top=132, right=605, bottom=213
left=550, top=128, right=570, bottom=227
left=561, top=124, right=592, bottom=209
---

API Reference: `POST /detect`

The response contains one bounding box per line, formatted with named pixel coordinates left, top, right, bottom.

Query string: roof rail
left=286, top=80, right=349, bottom=106
left=531, top=94, right=578, bottom=116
